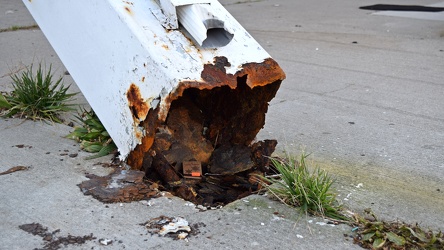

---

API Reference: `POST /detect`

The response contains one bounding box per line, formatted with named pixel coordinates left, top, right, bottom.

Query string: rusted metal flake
left=127, top=83, right=149, bottom=121
left=200, top=56, right=236, bottom=88
left=200, top=57, right=285, bottom=89
left=78, top=169, right=159, bottom=203
left=159, top=57, right=285, bottom=122
left=151, top=149, right=182, bottom=186
left=239, top=58, right=286, bottom=88
left=127, top=108, right=159, bottom=169
left=127, top=135, right=155, bottom=170
left=251, top=139, right=278, bottom=172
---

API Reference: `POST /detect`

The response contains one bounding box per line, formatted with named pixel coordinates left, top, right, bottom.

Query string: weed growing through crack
left=66, top=108, right=117, bottom=159
left=261, top=153, right=347, bottom=220
left=260, top=153, right=444, bottom=248
left=0, top=64, right=77, bottom=123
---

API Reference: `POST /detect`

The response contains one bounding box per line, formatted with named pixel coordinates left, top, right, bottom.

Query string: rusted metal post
left=23, top=0, right=285, bottom=173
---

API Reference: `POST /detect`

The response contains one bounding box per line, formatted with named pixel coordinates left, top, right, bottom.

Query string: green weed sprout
left=66, top=108, right=117, bottom=160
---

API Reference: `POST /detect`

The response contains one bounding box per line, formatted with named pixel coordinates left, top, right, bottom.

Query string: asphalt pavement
left=1, top=0, right=443, bottom=249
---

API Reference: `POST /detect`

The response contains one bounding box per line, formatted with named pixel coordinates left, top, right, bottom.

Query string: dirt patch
left=13, top=144, right=32, bottom=149
left=19, top=223, right=95, bottom=250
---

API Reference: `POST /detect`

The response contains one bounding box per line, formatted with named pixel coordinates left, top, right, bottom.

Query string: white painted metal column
left=23, top=0, right=284, bottom=160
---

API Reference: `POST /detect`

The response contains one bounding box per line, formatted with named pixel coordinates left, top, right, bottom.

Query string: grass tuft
left=261, top=153, right=347, bottom=220
left=260, top=152, right=444, bottom=249
left=0, top=63, right=77, bottom=123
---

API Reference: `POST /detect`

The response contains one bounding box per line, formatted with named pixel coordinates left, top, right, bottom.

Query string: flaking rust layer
left=127, top=57, right=285, bottom=171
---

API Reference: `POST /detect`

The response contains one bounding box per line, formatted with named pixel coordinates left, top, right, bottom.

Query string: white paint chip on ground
left=99, top=239, right=113, bottom=245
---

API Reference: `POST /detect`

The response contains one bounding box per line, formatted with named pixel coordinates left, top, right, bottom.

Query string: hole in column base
left=141, top=78, right=282, bottom=207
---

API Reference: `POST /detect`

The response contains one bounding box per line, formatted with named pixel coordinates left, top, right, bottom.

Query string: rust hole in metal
left=126, top=57, right=285, bottom=207
left=140, top=81, right=281, bottom=206
left=127, top=83, right=149, bottom=121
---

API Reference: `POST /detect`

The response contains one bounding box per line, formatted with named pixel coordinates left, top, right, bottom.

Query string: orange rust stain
left=200, top=56, right=237, bottom=89
left=161, top=44, right=169, bottom=50
left=127, top=108, right=160, bottom=170
left=240, top=58, right=286, bottom=88
left=127, top=136, right=154, bottom=170
left=159, top=57, right=285, bottom=122
left=124, top=6, right=132, bottom=15
left=127, top=83, right=149, bottom=121
left=200, top=57, right=285, bottom=90
left=128, top=57, right=285, bottom=169
left=166, top=57, right=284, bottom=107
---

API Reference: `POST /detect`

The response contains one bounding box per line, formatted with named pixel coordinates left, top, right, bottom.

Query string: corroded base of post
left=126, top=57, right=285, bottom=205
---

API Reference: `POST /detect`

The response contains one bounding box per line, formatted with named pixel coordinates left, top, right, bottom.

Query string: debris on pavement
left=141, top=138, right=278, bottom=206
left=78, top=169, right=160, bottom=203
left=12, top=144, right=32, bottom=149
left=0, top=166, right=29, bottom=176
left=349, top=209, right=444, bottom=249
left=158, top=217, right=191, bottom=236
left=19, top=223, right=95, bottom=249
left=121, top=57, right=283, bottom=206
left=99, top=238, right=113, bottom=246
left=141, top=216, right=194, bottom=240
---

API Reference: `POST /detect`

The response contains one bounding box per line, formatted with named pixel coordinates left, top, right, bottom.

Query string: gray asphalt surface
left=1, top=0, right=443, bottom=249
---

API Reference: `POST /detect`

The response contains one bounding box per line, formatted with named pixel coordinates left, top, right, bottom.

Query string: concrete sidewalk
left=1, top=0, right=443, bottom=249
